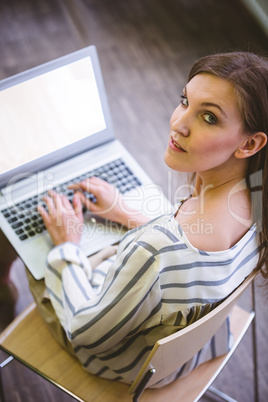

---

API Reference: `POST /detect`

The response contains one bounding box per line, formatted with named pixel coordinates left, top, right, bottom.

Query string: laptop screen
left=0, top=46, right=114, bottom=188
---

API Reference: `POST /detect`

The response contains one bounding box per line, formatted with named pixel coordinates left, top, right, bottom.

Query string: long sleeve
left=45, top=240, right=161, bottom=355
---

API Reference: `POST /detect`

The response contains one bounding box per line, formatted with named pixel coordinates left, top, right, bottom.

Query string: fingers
left=43, top=194, right=55, bottom=215
left=38, top=190, right=82, bottom=222
left=72, top=192, right=83, bottom=221
left=69, top=177, right=112, bottom=212
left=76, top=191, right=94, bottom=211
left=69, top=176, right=110, bottom=195
left=36, top=190, right=84, bottom=246
left=37, top=192, right=58, bottom=225
left=69, top=178, right=101, bottom=210
left=37, top=204, right=50, bottom=226
left=38, top=176, right=116, bottom=222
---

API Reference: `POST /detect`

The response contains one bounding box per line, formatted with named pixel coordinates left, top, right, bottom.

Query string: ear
left=234, top=132, right=267, bottom=159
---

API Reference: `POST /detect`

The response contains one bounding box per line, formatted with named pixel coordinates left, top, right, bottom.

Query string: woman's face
left=164, top=73, right=249, bottom=175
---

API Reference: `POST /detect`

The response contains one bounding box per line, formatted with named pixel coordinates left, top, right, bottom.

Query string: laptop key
left=8, top=216, right=17, bottom=223
left=15, top=229, right=24, bottom=235
left=11, top=221, right=23, bottom=229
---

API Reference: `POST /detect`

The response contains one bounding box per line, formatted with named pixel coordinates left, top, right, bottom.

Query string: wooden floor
left=0, top=0, right=268, bottom=400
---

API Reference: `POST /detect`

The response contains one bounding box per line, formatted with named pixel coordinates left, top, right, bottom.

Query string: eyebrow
left=201, top=102, right=227, bottom=118
left=184, top=87, right=228, bottom=118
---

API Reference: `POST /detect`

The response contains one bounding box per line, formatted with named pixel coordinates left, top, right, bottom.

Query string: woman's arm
left=45, top=240, right=161, bottom=353
left=37, top=178, right=149, bottom=248
left=37, top=186, right=159, bottom=354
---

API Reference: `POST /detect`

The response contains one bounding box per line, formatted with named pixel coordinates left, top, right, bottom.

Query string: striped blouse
left=45, top=212, right=260, bottom=387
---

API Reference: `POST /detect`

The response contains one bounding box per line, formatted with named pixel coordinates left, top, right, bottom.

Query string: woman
left=1, top=51, right=268, bottom=386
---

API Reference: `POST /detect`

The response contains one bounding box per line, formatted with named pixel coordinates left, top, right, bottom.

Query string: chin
left=164, top=149, right=174, bottom=169
left=164, top=150, right=189, bottom=173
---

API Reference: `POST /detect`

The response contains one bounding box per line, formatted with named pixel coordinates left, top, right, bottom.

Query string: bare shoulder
left=176, top=192, right=252, bottom=252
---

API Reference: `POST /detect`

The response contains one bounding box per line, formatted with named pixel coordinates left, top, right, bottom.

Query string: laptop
left=0, top=46, right=171, bottom=280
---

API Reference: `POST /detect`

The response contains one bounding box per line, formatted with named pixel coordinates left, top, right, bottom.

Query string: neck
left=193, top=176, right=245, bottom=198
left=193, top=160, right=248, bottom=197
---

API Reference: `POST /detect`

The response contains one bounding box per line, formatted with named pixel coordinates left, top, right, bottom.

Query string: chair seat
left=0, top=301, right=253, bottom=402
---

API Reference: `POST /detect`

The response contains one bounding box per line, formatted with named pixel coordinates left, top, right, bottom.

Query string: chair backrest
left=130, top=272, right=255, bottom=393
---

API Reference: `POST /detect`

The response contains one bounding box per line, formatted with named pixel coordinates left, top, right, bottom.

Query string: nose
left=170, top=109, right=190, bottom=137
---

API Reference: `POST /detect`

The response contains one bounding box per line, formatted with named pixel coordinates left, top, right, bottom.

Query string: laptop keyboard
left=1, top=159, right=142, bottom=242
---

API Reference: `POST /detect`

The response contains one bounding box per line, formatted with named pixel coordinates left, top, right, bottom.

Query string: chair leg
left=0, top=355, right=13, bottom=402
left=251, top=281, right=259, bottom=402
left=132, top=369, right=156, bottom=402
left=207, top=386, right=237, bottom=402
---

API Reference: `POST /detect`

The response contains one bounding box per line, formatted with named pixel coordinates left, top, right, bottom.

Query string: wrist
left=115, top=208, right=149, bottom=229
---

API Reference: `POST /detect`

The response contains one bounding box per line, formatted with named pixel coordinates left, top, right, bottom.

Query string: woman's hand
left=70, top=177, right=150, bottom=229
left=69, top=177, right=125, bottom=224
left=37, top=190, right=84, bottom=246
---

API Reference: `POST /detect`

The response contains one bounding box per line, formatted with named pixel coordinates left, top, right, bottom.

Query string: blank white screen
left=0, top=57, right=106, bottom=174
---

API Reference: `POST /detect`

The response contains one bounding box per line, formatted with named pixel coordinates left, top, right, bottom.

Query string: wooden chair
left=0, top=273, right=258, bottom=402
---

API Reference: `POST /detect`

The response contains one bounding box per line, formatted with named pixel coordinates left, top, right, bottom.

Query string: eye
left=202, top=113, right=217, bottom=125
left=180, top=95, right=188, bottom=107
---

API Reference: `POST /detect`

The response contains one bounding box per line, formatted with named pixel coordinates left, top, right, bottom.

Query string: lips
left=170, top=137, right=186, bottom=152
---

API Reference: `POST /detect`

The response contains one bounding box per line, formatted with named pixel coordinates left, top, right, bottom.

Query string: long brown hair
left=188, top=52, right=268, bottom=280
